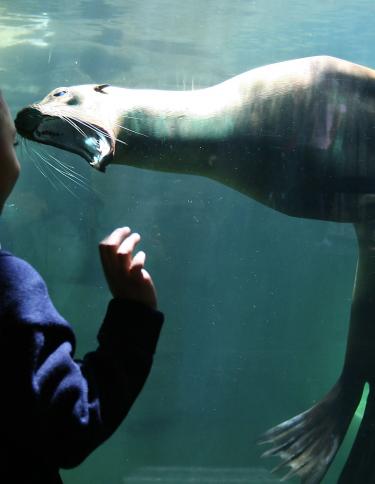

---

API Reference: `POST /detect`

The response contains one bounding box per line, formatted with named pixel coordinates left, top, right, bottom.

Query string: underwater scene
left=2, top=0, right=375, bottom=482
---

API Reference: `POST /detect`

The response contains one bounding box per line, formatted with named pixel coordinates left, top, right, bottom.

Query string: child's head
left=0, top=92, right=20, bottom=212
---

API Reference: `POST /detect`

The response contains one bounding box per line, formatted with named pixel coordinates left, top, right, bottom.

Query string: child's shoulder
left=0, top=249, right=70, bottom=329
left=0, top=250, right=45, bottom=293
left=0, top=250, right=41, bottom=277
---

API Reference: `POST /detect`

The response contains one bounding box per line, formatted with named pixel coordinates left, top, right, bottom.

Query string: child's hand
left=99, top=227, right=157, bottom=309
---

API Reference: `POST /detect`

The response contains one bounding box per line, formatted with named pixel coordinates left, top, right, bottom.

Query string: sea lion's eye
left=53, top=90, right=68, bottom=97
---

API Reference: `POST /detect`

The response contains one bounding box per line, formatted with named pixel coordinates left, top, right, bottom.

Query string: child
left=0, top=91, right=164, bottom=483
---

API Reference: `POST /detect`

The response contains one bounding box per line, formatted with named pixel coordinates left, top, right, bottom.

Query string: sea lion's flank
left=15, top=55, right=375, bottom=482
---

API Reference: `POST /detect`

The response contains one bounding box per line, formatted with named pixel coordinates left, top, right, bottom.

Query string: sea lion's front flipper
left=259, top=379, right=361, bottom=483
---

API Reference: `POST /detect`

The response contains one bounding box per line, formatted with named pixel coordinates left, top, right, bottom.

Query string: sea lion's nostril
left=14, top=108, right=42, bottom=137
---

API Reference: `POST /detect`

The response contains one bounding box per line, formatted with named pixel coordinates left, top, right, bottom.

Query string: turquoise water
left=1, top=0, right=375, bottom=482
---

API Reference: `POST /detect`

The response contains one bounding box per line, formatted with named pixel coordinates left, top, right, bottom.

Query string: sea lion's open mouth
left=15, top=107, right=114, bottom=172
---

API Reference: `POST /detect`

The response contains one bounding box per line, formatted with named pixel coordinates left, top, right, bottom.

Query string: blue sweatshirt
left=0, top=250, right=164, bottom=483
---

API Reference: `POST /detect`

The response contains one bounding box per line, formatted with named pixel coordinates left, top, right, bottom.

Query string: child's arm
left=0, top=228, right=163, bottom=470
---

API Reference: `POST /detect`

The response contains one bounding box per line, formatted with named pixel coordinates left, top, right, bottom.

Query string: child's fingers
left=99, top=227, right=131, bottom=266
left=141, top=268, right=153, bottom=284
left=117, top=232, right=141, bottom=270
left=100, top=227, right=131, bottom=250
left=117, top=232, right=141, bottom=256
left=130, top=251, right=146, bottom=273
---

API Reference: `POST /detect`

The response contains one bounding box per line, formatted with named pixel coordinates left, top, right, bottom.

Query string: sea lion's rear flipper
left=338, top=384, right=375, bottom=483
left=259, top=380, right=362, bottom=483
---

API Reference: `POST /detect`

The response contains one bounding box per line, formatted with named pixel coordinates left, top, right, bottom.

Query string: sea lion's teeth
left=84, top=136, right=99, bottom=154
left=97, top=133, right=111, bottom=157
left=84, top=133, right=111, bottom=160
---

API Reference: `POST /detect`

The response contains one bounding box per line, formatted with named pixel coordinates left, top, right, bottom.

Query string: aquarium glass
left=1, top=1, right=374, bottom=482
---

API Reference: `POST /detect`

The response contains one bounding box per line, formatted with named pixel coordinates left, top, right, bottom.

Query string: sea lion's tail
left=259, top=379, right=362, bottom=483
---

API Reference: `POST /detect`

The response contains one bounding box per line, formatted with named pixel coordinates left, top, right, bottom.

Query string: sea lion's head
left=15, top=84, right=118, bottom=172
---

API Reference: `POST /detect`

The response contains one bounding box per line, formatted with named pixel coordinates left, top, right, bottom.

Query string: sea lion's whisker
left=36, top=142, right=99, bottom=195
left=32, top=149, right=66, bottom=180
left=69, top=116, right=128, bottom=146
left=22, top=140, right=49, bottom=180
left=123, top=115, right=142, bottom=121
left=67, top=116, right=109, bottom=139
left=46, top=152, right=89, bottom=184
left=113, top=122, right=148, bottom=138
left=30, top=148, right=60, bottom=190
left=112, top=136, right=128, bottom=146
left=69, top=117, right=108, bottom=138
left=111, top=136, right=127, bottom=146
left=32, top=148, right=82, bottom=197
left=28, top=134, right=81, bottom=185
left=64, top=118, right=87, bottom=138
left=40, top=151, right=89, bottom=192
left=32, top=156, right=48, bottom=179
left=45, top=154, right=90, bottom=189
left=29, top=143, right=69, bottom=191
left=61, top=115, right=87, bottom=138
left=45, top=152, right=99, bottom=194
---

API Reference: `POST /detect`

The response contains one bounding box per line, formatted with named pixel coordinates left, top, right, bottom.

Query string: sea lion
left=14, top=55, right=375, bottom=483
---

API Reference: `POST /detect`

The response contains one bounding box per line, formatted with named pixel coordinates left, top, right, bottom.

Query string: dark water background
left=1, top=0, right=375, bottom=482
